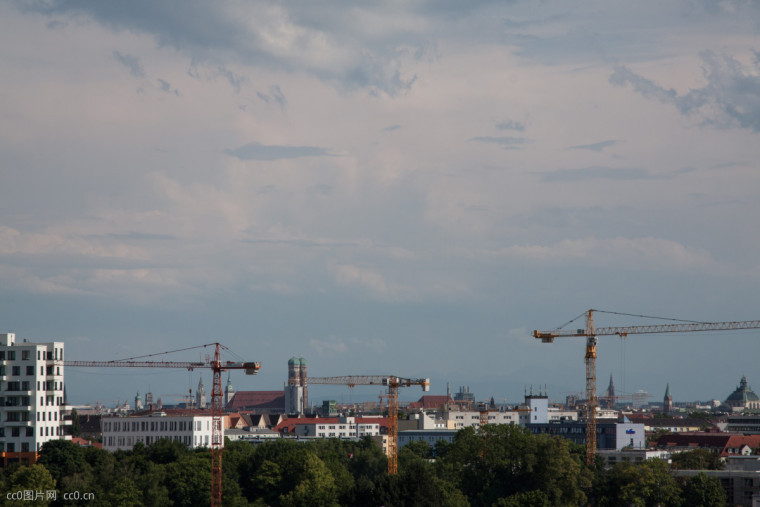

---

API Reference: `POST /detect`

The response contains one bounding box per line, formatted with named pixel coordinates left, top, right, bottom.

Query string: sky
left=1, top=0, right=759, bottom=407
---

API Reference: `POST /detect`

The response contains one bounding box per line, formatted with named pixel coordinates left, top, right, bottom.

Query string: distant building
left=291, top=416, right=380, bottom=438
left=527, top=420, right=646, bottom=451
left=284, top=357, right=308, bottom=415
left=224, top=373, right=235, bottom=407
left=134, top=392, right=143, bottom=411
left=196, top=377, right=207, bottom=409
left=0, top=333, right=69, bottom=466
left=226, top=391, right=286, bottom=413
left=655, top=432, right=760, bottom=457
left=399, top=429, right=458, bottom=450
left=663, top=384, right=673, bottom=414
left=101, top=409, right=216, bottom=452
left=725, top=376, right=760, bottom=412
left=453, top=386, right=475, bottom=404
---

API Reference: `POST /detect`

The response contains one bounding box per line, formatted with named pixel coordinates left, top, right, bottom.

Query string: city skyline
left=1, top=1, right=759, bottom=405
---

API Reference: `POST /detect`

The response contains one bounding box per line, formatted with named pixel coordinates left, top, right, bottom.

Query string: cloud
left=470, top=136, right=530, bottom=149
left=383, top=124, right=401, bottom=132
left=157, top=78, right=180, bottom=96
left=225, top=142, right=332, bottom=161
left=496, top=120, right=526, bottom=132
left=610, top=51, right=760, bottom=132
left=113, top=51, right=145, bottom=78
left=309, top=336, right=348, bottom=355
left=540, top=166, right=662, bottom=182
left=481, top=236, right=722, bottom=273
left=567, top=140, right=618, bottom=152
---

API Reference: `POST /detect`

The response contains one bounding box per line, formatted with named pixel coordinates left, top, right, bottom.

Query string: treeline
left=1, top=425, right=726, bottom=506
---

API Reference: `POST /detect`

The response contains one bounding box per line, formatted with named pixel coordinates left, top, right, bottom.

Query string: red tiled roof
left=226, top=391, right=285, bottom=410
left=655, top=432, right=760, bottom=456
left=407, top=395, right=451, bottom=410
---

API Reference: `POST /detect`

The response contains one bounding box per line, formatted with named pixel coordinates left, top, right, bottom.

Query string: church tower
left=664, top=383, right=673, bottom=414
left=224, top=372, right=235, bottom=407
left=606, top=374, right=616, bottom=409
left=197, top=376, right=207, bottom=409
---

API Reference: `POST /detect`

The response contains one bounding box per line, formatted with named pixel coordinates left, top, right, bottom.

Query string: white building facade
left=0, top=333, right=68, bottom=464
left=292, top=416, right=380, bottom=438
left=101, top=411, right=216, bottom=452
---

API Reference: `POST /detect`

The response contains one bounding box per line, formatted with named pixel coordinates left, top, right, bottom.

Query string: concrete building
left=101, top=409, right=216, bottom=452
left=291, top=416, right=381, bottom=438
left=0, top=333, right=69, bottom=465
left=398, top=429, right=458, bottom=450
left=526, top=420, right=646, bottom=451
left=673, top=456, right=760, bottom=507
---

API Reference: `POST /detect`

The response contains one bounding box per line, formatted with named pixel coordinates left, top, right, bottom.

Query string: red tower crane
left=533, top=309, right=760, bottom=465
left=61, top=342, right=261, bottom=507
left=298, top=375, right=430, bottom=475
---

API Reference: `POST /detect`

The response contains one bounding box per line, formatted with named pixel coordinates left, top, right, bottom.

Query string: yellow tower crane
left=298, top=375, right=430, bottom=474
left=533, top=309, right=760, bottom=465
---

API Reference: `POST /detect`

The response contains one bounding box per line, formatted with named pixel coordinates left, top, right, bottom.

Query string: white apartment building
left=292, top=416, right=381, bottom=438
left=0, top=333, right=68, bottom=465
left=101, top=410, right=216, bottom=452
left=444, top=410, right=519, bottom=430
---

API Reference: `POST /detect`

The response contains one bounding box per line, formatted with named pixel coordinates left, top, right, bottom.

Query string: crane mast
left=62, top=342, right=261, bottom=507
left=534, top=309, right=760, bottom=464
left=301, top=375, right=430, bottom=474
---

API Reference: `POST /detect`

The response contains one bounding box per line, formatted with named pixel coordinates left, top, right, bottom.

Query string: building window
left=22, top=351, right=30, bottom=360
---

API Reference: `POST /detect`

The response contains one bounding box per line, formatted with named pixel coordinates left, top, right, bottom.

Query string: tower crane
left=297, top=375, right=430, bottom=475
left=533, top=309, right=760, bottom=465
left=60, top=342, right=261, bottom=507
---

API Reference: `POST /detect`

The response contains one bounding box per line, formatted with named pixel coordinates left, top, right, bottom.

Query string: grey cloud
left=113, top=51, right=145, bottom=78
left=470, top=136, right=530, bottom=149
left=568, top=140, right=618, bottom=152
left=257, top=85, right=286, bottom=108
left=540, top=166, right=663, bottom=182
left=384, top=125, right=401, bottom=132
left=218, top=67, right=246, bottom=93
left=45, top=20, right=67, bottom=30
left=610, top=51, right=760, bottom=132
left=21, top=0, right=426, bottom=96
left=157, top=78, right=180, bottom=96
left=496, top=120, right=525, bottom=132
left=225, top=142, right=332, bottom=161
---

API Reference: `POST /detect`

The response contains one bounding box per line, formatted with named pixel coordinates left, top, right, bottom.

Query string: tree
left=670, top=448, right=723, bottom=470
left=37, top=439, right=87, bottom=485
left=596, top=459, right=682, bottom=507
left=164, top=453, right=212, bottom=507
left=437, top=425, right=589, bottom=506
left=107, top=476, right=142, bottom=507
left=6, top=465, right=56, bottom=507
left=280, top=453, right=339, bottom=507
left=682, top=473, right=726, bottom=507
left=70, top=408, right=82, bottom=437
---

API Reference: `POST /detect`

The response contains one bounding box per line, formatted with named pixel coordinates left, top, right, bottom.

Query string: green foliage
left=164, top=453, right=212, bottom=507
left=670, top=448, right=724, bottom=470
left=70, top=408, right=82, bottom=437
left=280, top=453, right=339, bottom=507
left=6, top=465, right=57, bottom=506
left=37, top=439, right=87, bottom=484
left=681, top=473, right=726, bottom=507
left=596, top=459, right=682, bottom=507
left=437, top=425, right=589, bottom=506
left=107, top=476, right=142, bottom=507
